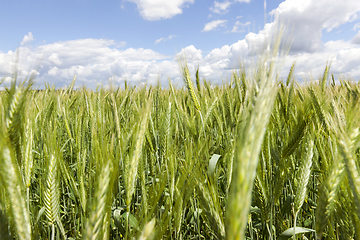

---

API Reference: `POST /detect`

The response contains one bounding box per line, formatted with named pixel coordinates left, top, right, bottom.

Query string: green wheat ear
left=84, top=160, right=112, bottom=240
left=44, top=154, right=66, bottom=239
left=0, top=144, right=31, bottom=240
left=294, top=136, right=314, bottom=229
left=321, top=63, right=330, bottom=92
left=286, top=61, right=296, bottom=87
left=180, top=62, right=201, bottom=112
left=196, top=66, right=201, bottom=94
left=225, top=22, right=283, bottom=240
left=138, top=218, right=156, bottom=240
left=225, top=62, right=278, bottom=240
left=125, top=100, right=152, bottom=208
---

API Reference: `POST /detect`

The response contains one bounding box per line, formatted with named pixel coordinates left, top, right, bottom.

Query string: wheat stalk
left=0, top=204, right=12, bottom=240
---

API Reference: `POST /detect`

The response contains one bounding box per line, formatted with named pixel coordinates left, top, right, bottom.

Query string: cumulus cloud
left=243, top=22, right=276, bottom=56
left=201, top=39, right=248, bottom=79
left=177, top=45, right=203, bottom=62
left=21, top=32, right=34, bottom=45
left=269, top=0, right=360, bottom=53
left=126, top=0, right=194, bottom=20
left=2, top=36, right=360, bottom=89
left=2, top=1, right=360, bottom=89
left=148, top=0, right=360, bottom=83
left=198, top=38, right=360, bottom=84
left=0, top=36, right=172, bottom=89
left=352, top=30, right=360, bottom=44
left=49, top=53, right=62, bottom=65
left=280, top=40, right=360, bottom=81
left=202, top=20, right=227, bottom=32
left=210, top=1, right=232, bottom=14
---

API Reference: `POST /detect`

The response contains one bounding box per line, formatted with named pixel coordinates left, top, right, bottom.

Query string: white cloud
left=0, top=36, right=171, bottom=89
left=353, top=23, right=360, bottom=31
left=126, top=0, right=194, bottom=20
left=352, top=30, right=360, bottom=44
left=202, top=20, right=227, bottom=32
left=210, top=1, right=232, bottom=14
left=21, top=32, right=34, bottom=45
left=155, top=35, right=176, bottom=44
left=269, top=0, right=360, bottom=53
left=200, top=39, right=248, bottom=79
left=177, top=45, right=203, bottom=62
left=48, top=66, right=60, bottom=76
left=49, top=53, right=62, bottom=65
left=280, top=40, right=360, bottom=81
left=231, top=21, right=251, bottom=33
left=155, top=38, right=165, bottom=45
left=172, top=0, right=360, bottom=83
left=198, top=38, right=360, bottom=85
left=2, top=36, right=360, bottom=89
left=244, top=22, right=275, bottom=56
left=0, top=51, right=16, bottom=75
left=2, top=0, right=360, bottom=89
left=198, top=0, right=360, bottom=83
left=205, top=45, right=231, bottom=64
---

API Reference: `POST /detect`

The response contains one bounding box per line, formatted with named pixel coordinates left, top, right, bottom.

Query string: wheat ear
left=44, top=154, right=66, bottom=239
left=225, top=25, right=283, bottom=240
left=293, top=137, right=314, bottom=238
left=138, top=218, right=156, bottom=240
left=84, top=160, right=112, bottom=240
left=125, top=100, right=152, bottom=208
left=182, top=64, right=201, bottom=112
left=0, top=145, right=31, bottom=240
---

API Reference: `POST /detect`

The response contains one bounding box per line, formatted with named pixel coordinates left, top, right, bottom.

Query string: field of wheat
left=0, top=55, right=360, bottom=240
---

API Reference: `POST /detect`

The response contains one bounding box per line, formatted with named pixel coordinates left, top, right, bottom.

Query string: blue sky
left=1, top=0, right=360, bottom=88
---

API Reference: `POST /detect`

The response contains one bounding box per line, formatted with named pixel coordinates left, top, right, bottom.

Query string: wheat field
left=0, top=57, right=359, bottom=240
